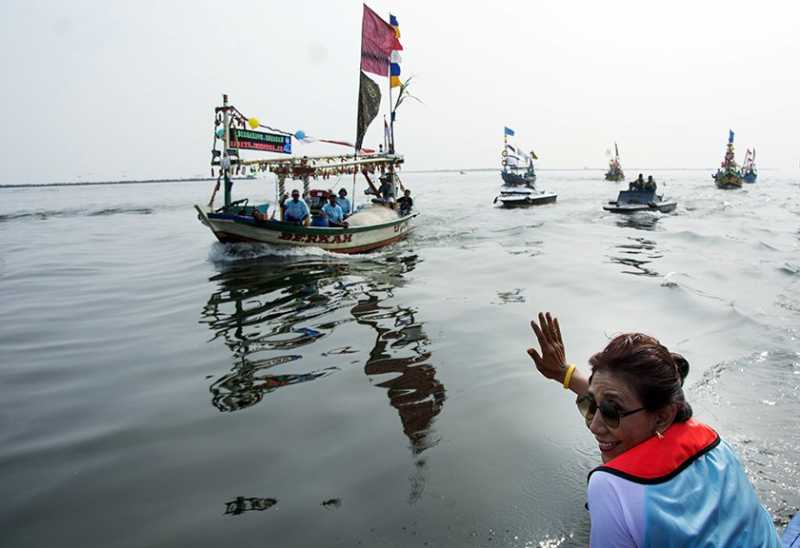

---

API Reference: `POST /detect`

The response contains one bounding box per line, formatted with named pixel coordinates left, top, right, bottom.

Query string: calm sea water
left=1, top=170, right=799, bottom=547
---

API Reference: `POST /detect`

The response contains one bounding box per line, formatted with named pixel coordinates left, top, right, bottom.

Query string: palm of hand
left=527, top=312, right=567, bottom=382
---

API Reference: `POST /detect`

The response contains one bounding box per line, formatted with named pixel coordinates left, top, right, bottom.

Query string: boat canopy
left=238, top=153, right=404, bottom=181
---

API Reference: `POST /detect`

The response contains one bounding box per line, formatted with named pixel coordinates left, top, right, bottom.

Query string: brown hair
left=588, top=333, right=692, bottom=422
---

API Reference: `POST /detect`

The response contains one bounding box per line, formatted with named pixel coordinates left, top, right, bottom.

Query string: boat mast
left=387, top=60, right=394, bottom=154
left=222, top=93, right=232, bottom=207
left=503, top=131, right=507, bottom=173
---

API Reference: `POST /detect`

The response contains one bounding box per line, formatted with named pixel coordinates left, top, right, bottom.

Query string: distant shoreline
left=0, top=168, right=779, bottom=188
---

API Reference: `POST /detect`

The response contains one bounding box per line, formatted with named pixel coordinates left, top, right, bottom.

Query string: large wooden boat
left=196, top=144, right=415, bottom=253
left=713, top=130, right=743, bottom=189
left=605, top=142, right=625, bottom=182
left=197, top=7, right=416, bottom=253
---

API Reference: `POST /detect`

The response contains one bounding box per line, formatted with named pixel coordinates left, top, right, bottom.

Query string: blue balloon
left=294, top=130, right=306, bottom=141
left=215, top=127, right=224, bottom=138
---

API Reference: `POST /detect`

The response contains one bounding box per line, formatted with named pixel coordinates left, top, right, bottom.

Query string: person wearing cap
left=283, top=190, right=309, bottom=224
left=337, top=188, right=352, bottom=217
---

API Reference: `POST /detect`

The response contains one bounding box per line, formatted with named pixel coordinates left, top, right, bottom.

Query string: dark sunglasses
left=576, top=394, right=645, bottom=429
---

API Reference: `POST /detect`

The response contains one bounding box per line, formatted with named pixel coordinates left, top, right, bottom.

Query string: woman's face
left=587, top=369, right=659, bottom=463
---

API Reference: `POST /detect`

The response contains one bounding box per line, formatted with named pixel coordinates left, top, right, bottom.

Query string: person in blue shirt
left=321, top=194, right=347, bottom=228
left=337, top=188, right=352, bottom=217
left=283, top=190, right=309, bottom=224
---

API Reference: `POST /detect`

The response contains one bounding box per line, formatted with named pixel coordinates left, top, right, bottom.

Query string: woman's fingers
left=527, top=348, right=543, bottom=369
left=531, top=319, right=547, bottom=347
left=538, top=312, right=552, bottom=344
left=545, top=312, right=557, bottom=339
left=554, top=316, right=563, bottom=345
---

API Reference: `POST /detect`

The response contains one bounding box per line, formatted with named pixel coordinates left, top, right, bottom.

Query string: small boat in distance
left=500, top=126, right=536, bottom=186
left=713, top=130, right=743, bottom=189
left=604, top=175, right=676, bottom=214
left=742, top=148, right=758, bottom=183
left=495, top=127, right=557, bottom=207
left=605, top=142, right=625, bottom=182
left=494, top=185, right=558, bottom=208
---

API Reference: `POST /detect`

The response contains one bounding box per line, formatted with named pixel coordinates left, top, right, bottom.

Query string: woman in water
left=527, top=312, right=781, bottom=547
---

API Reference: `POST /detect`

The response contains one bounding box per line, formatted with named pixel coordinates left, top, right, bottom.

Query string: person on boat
left=644, top=175, right=657, bottom=192
left=526, top=312, right=781, bottom=547
left=397, top=189, right=413, bottom=216
left=322, top=194, right=348, bottom=228
left=629, top=173, right=645, bottom=191
left=310, top=210, right=329, bottom=227
left=337, top=188, right=352, bottom=217
left=283, top=190, right=310, bottom=225
left=378, top=174, right=396, bottom=202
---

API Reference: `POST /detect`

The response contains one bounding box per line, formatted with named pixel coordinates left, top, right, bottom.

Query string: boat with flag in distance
left=196, top=6, right=418, bottom=253
left=603, top=175, right=677, bottom=214
left=494, top=127, right=557, bottom=207
left=742, top=147, right=758, bottom=183
left=712, top=130, right=743, bottom=189
left=500, top=126, right=537, bottom=186
left=604, top=142, right=625, bottom=182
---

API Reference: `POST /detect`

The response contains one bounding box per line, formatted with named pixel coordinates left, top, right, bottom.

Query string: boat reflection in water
left=351, top=293, right=445, bottom=456
left=614, top=211, right=660, bottom=232
left=201, top=257, right=349, bottom=411
left=608, top=236, right=664, bottom=277
left=201, top=249, right=445, bottom=460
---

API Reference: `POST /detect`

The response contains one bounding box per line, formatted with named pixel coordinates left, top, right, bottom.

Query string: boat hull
left=495, top=192, right=557, bottom=208
left=605, top=172, right=625, bottom=182
left=742, top=172, right=757, bottom=183
left=603, top=202, right=676, bottom=214
left=196, top=205, right=415, bottom=254
left=713, top=171, right=742, bottom=189
left=603, top=189, right=676, bottom=214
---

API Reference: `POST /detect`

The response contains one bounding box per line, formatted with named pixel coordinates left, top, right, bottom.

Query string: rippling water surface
left=1, top=170, right=799, bottom=547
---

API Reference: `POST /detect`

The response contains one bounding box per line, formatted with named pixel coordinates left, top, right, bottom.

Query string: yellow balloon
left=248, top=118, right=260, bottom=129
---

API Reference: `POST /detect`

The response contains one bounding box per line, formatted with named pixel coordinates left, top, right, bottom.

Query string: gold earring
left=655, top=430, right=664, bottom=439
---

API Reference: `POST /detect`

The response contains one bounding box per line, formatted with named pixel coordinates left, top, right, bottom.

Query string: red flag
left=360, top=4, right=403, bottom=77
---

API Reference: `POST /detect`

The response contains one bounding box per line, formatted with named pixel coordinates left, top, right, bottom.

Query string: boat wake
left=0, top=205, right=161, bottom=222
left=207, top=241, right=393, bottom=264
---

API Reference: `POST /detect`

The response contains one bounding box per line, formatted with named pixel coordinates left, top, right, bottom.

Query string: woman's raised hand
left=527, top=312, right=568, bottom=383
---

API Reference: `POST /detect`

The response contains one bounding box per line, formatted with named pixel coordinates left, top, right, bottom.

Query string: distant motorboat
left=604, top=179, right=676, bottom=214
left=494, top=185, right=558, bottom=207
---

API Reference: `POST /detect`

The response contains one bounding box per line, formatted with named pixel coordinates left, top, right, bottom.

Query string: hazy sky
left=1, top=0, right=798, bottom=184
